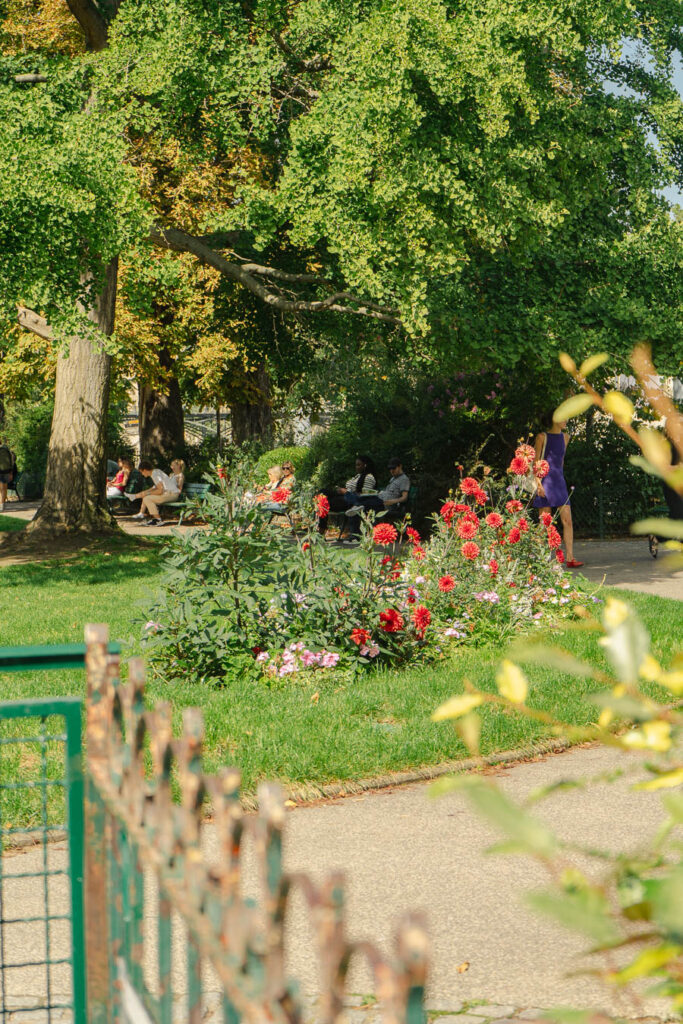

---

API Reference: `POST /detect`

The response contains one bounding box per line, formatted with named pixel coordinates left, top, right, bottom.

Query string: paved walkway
left=573, top=538, right=682, bottom=600
left=2, top=746, right=677, bottom=1020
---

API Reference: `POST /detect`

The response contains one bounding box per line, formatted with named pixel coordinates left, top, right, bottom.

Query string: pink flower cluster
left=258, top=642, right=340, bottom=677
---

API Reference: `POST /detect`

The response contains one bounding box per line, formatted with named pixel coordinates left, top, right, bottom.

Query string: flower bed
left=141, top=467, right=585, bottom=685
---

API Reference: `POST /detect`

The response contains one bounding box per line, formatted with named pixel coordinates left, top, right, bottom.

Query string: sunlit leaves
left=552, top=394, right=594, bottom=422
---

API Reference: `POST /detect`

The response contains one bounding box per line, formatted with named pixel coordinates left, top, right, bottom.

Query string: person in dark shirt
left=341, top=457, right=410, bottom=541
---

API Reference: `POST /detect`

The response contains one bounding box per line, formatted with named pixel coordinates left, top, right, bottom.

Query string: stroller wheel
left=648, top=535, right=659, bottom=559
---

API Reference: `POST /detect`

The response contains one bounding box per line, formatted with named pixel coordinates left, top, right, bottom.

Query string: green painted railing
left=0, top=696, right=86, bottom=1024
left=0, top=643, right=120, bottom=673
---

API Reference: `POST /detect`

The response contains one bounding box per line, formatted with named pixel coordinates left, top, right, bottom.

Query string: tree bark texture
left=230, top=363, right=273, bottom=445
left=29, top=260, right=118, bottom=536
left=137, top=348, right=185, bottom=461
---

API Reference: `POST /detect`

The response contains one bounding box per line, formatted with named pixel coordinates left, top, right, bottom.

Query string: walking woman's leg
left=559, top=504, right=574, bottom=562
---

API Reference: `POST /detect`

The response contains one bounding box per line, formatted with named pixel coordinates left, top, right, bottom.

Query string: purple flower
left=301, top=650, right=319, bottom=667
left=321, top=652, right=340, bottom=668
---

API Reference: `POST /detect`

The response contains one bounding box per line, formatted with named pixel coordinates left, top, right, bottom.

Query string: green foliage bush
left=3, top=399, right=53, bottom=479
left=3, top=397, right=133, bottom=489
left=298, top=365, right=560, bottom=525
left=565, top=413, right=663, bottom=536
left=253, top=446, right=308, bottom=483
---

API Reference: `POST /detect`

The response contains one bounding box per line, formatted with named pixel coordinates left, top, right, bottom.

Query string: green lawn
left=0, top=513, right=29, bottom=533
left=0, top=543, right=679, bottom=819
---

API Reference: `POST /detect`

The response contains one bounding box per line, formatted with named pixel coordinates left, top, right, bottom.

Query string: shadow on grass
left=0, top=535, right=164, bottom=589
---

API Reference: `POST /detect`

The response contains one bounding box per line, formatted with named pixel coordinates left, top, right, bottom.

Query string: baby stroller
left=648, top=475, right=683, bottom=558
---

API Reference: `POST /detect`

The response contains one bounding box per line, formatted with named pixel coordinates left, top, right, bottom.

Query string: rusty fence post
left=84, top=623, right=114, bottom=1024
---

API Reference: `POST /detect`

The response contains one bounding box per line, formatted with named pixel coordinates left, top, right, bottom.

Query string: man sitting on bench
left=342, top=457, right=410, bottom=542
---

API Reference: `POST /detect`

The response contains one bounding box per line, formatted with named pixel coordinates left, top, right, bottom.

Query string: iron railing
left=84, top=624, right=429, bottom=1024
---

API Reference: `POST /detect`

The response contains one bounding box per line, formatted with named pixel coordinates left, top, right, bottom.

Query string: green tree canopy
left=2, top=0, right=683, bottom=372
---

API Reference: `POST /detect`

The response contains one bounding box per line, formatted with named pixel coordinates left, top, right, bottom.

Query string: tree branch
left=270, top=30, right=332, bottom=73
left=150, top=225, right=401, bottom=324
left=17, top=306, right=53, bottom=340
left=64, top=0, right=109, bottom=51
left=14, top=74, right=48, bottom=84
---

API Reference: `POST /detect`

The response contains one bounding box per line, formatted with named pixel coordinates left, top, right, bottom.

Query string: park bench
left=165, top=481, right=212, bottom=519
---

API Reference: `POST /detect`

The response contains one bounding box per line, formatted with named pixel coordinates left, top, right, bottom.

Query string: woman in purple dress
left=533, top=414, right=583, bottom=568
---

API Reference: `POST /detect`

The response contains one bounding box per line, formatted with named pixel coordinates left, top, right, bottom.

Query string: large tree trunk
left=138, top=348, right=184, bottom=461
left=27, top=260, right=118, bottom=537
left=230, top=363, right=273, bottom=446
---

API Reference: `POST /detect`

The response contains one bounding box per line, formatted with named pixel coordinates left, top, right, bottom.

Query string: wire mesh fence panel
left=0, top=699, right=85, bottom=1024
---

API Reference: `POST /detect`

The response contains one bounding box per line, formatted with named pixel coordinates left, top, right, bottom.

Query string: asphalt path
left=3, top=745, right=677, bottom=1019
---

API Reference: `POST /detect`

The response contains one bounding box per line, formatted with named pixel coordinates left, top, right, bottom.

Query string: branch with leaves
left=550, top=347, right=683, bottom=554
left=149, top=225, right=402, bottom=325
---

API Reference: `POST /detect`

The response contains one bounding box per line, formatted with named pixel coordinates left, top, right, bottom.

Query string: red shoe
left=566, top=559, right=584, bottom=568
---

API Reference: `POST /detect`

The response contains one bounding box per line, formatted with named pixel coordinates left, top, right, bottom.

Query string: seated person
left=342, top=457, right=410, bottom=539
left=131, top=459, right=181, bottom=526
left=318, top=455, right=376, bottom=534
left=259, top=461, right=299, bottom=514
left=280, top=461, right=296, bottom=488
left=255, top=465, right=285, bottom=503
left=170, top=458, right=186, bottom=496
left=106, top=456, right=132, bottom=498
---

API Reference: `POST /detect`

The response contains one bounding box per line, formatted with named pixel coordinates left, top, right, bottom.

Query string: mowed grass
left=0, top=543, right=680, bottom=820
left=0, top=513, right=29, bottom=533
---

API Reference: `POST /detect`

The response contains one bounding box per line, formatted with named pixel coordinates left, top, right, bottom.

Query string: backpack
left=0, top=446, right=12, bottom=473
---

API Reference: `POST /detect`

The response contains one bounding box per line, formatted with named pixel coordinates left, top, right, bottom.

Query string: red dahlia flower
left=314, top=493, right=330, bottom=517
left=517, top=517, right=529, bottom=533
left=547, top=526, right=562, bottom=550
left=461, top=541, right=480, bottom=560
left=508, top=527, right=521, bottom=544
left=381, top=555, right=392, bottom=565
left=271, top=488, right=291, bottom=504
left=489, top=558, right=499, bottom=576
left=302, top=542, right=310, bottom=551
left=440, top=501, right=457, bottom=524
left=373, top=522, right=398, bottom=545
left=454, top=503, right=470, bottom=514
left=516, top=444, right=536, bottom=462
left=351, top=627, right=371, bottom=646
left=456, top=517, right=479, bottom=539
left=555, top=549, right=565, bottom=564
left=485, top=512, right=504, bottom=529
left=379, top=609, right=404, bottom=633
left=461, top=477, right=479, bottom=495
left=506, top=499, right=524, bottom=513
left=474, top=489, right=487, bottom=506
left=412, top=546, right=427, bottom=561
left=534, top=459, right=550, bottom=480
left=405, top=527, right=421, bottom=545
left=438, top=574, right=456, bottom=592
left=406, top=587, right=418, bottom=604
left=508, top=456, right=530, bottom=476
left=412, top=605, right=431, bottom=635
left=540, top=512, right=552, bottom=527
